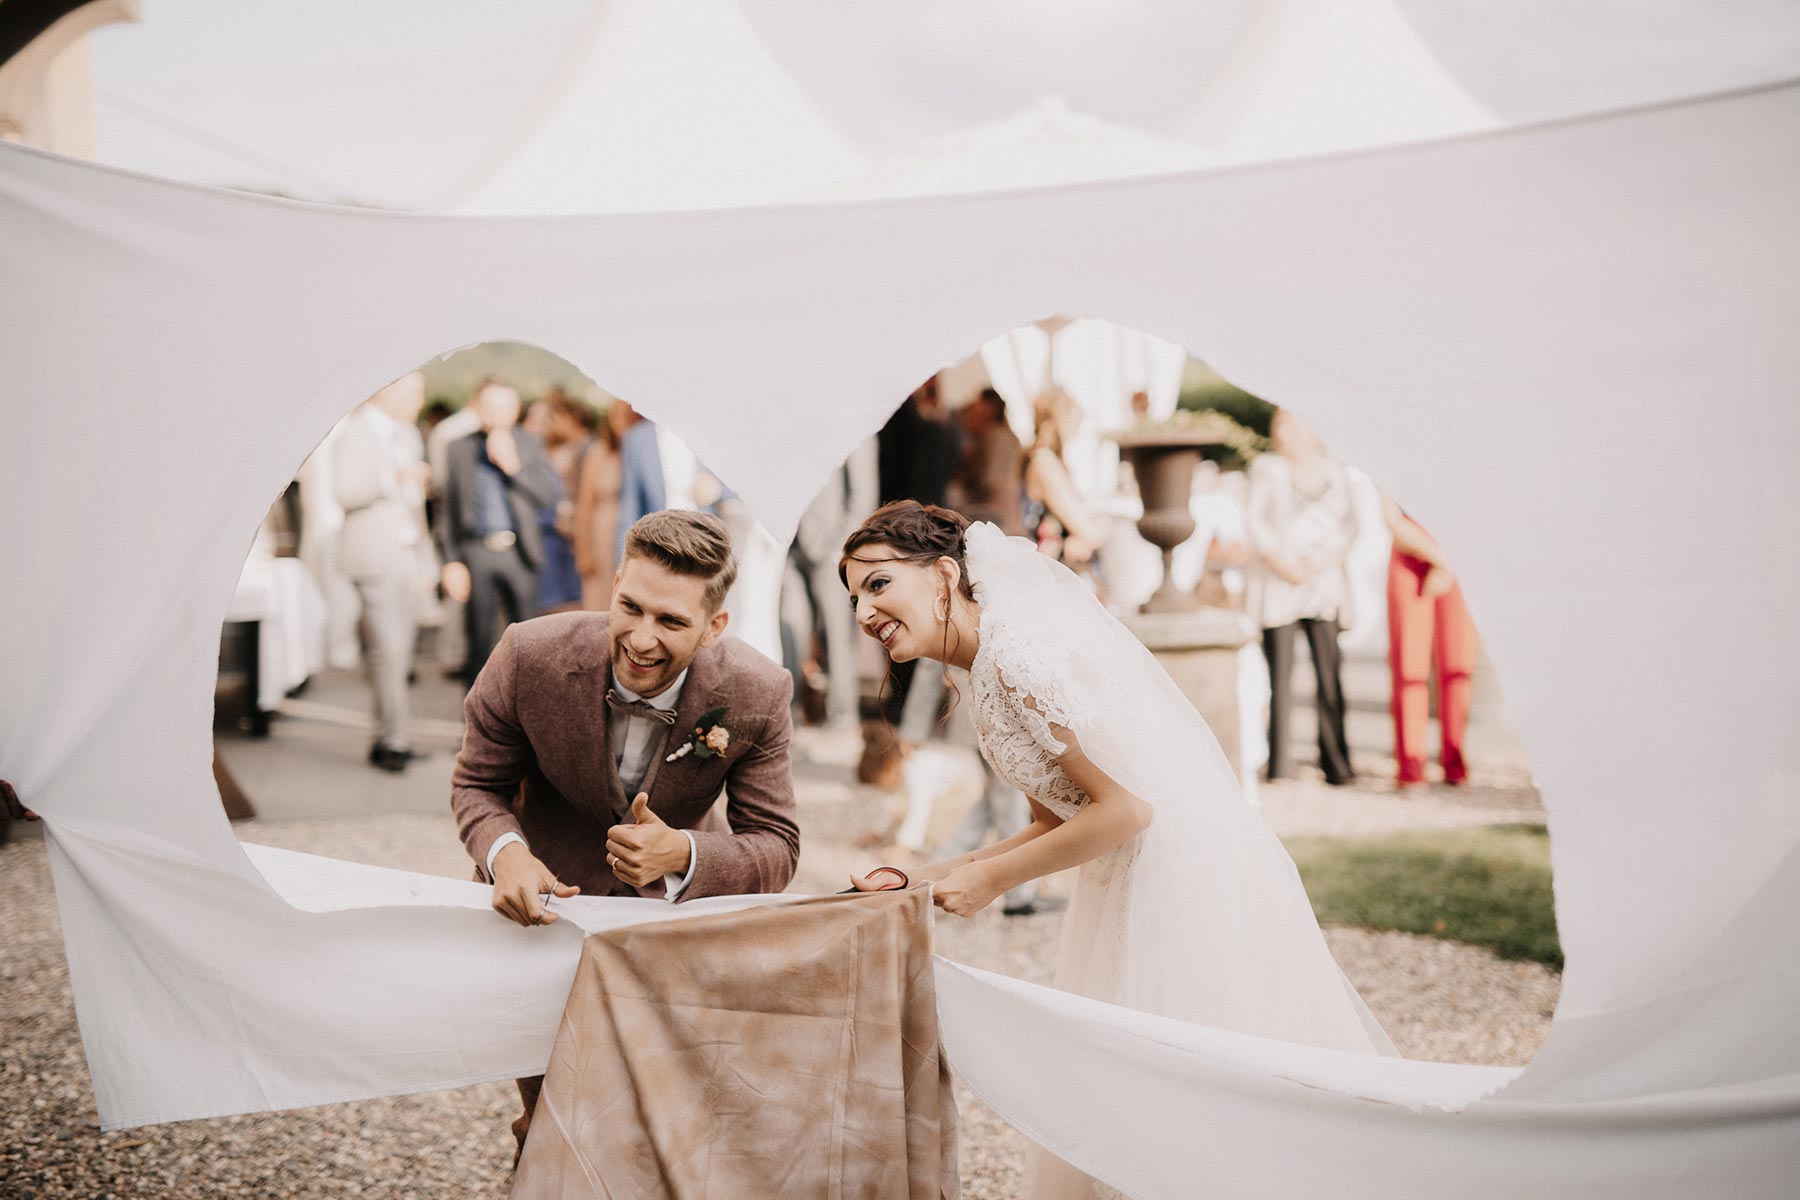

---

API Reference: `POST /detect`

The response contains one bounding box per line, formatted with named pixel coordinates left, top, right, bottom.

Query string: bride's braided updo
left=838, top=499, right=976, bottom=602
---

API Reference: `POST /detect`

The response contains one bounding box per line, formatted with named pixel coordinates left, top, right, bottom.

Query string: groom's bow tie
left=605, top=689, right=678, bottom=725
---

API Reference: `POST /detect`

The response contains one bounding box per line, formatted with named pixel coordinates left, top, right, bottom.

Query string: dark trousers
left=463, top=542, right=538, bottom=689
left=1263, top=617, right=1355, bottom=784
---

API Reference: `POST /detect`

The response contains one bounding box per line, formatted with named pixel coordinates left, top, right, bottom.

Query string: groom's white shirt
left=485, top=669, right=699, bottom=901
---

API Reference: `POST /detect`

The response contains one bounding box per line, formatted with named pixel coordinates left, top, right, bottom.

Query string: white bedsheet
left=2, top=77, right=1797, bottom=1195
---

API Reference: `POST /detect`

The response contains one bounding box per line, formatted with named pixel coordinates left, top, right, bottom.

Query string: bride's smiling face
left=842, top=546, right=948, bottom=664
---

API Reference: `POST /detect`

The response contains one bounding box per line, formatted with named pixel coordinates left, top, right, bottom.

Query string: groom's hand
left=605, top=794, right=691, bottom=888
left=490, top=841, right=579, bottom=927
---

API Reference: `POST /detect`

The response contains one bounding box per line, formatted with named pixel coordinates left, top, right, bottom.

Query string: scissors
left=535, top=879, right=564, bottom=924
left=839, top=866, right=910, bottom=894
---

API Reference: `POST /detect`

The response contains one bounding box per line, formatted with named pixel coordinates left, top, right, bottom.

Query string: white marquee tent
left=4, top=3, right=1800, bottom=1196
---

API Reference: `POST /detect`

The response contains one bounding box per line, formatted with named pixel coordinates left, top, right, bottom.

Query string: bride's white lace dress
left=962, top=523, right=1393, bottom=1198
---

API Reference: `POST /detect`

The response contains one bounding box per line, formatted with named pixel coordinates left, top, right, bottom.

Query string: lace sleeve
left=982, top=616, right=1080, bottom=758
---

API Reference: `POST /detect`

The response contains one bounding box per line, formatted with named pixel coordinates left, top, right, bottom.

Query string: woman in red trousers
left=1383, top=498, right=1477, bottom=785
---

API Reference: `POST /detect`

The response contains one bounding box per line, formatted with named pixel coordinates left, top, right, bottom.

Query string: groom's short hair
left=623, top=510, right=738, bottom=612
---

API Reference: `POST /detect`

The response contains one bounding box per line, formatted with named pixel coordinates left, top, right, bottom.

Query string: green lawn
left=1284, top=824, right=1562, bottom=969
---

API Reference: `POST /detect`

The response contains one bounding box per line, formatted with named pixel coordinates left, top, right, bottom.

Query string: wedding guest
left=1186, top=464, right=1270, bottom=801
left=426, top=397, right=482, bottom=507
left=332, top=371, right=434, bottom=772
left=953, top=387, right=1024, bottom=534
left=294, top=423, right=361, bottom=672
left=1384, top=497, right=1477, bottom=785
left=1023, top=385, right=1105, bottom=566
left=537, top=388, right=595, bottom=485
left=854, top=721, right=920, bottom=850
left=1189, top=460, right=1253, bottom=610
left=1246, top=408, right=1358, bottom=785
left=613, top=403, right=667, bottom=560
left=420, top=397, right=454, bottom=438
left=854, top=721, right=985, bottom=860
left=706, top=475, right=787, bottom=658
left=438, top=379, right=561, bottom=689
left=877, top=375, right=962, bottom=508
left=786, top=440, right=879, bottom=728
left=521, top=393, right=584, bottom=614
left=572, top=401, right=628, bottom=609
left=857, top=720, right=906, bottom=789
left=426, top=399, right=484, bottom=676
left=417, top=399, right=454, bottom=540
left=874, top=376, right=964, bottom=720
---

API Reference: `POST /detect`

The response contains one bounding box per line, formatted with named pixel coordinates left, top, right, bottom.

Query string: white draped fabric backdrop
left=2, top=73, right=1798, bottom=1195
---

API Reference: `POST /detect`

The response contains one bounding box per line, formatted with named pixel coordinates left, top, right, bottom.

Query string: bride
left=841, top=499, right=1393, bottom=1196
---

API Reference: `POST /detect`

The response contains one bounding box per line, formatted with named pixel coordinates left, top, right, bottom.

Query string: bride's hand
left=931, top=862, right=1005, bottom=918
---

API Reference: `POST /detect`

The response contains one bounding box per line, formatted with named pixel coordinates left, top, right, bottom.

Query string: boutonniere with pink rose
left=666, top=705, right=732, bottom=762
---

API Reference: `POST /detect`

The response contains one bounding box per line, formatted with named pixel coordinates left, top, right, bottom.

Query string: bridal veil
left=962, top=521, right=1393, bottom=1055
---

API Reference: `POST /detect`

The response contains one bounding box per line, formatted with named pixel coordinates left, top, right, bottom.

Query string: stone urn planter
left=1119, top=441, right=1202, bottom=613
left=1113, top=411, right=1257, bottom=614
left=1112, top=410, right=1264, bottom=784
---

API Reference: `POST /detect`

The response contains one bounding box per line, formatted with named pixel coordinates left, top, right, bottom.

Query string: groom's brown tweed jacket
left=451, top=611, right=799, bottom=901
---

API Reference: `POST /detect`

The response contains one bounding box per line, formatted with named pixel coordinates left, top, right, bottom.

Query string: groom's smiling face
left=609, top=555, right=729, bottom=698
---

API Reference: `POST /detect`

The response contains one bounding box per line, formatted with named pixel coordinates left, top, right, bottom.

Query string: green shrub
left=1173, top=380, right=1275, bottom=468
left=1177, top=380, right=1277, bottom=438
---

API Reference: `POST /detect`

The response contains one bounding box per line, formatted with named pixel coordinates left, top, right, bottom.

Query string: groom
left=450, top=509, right=800, bottom=1154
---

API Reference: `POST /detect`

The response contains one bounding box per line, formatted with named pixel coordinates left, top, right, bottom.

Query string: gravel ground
left=2, top=738, right=1558, bottom=1199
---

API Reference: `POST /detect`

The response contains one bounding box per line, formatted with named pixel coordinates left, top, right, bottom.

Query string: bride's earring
left=934, top=591, right=950, bottom=622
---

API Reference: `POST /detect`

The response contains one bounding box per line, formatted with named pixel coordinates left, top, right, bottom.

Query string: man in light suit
left=333, top=372, right=432, bottom=771
left=439, top=379, right=561, bottom=689
left=451, top=510, right=800, bottom=1157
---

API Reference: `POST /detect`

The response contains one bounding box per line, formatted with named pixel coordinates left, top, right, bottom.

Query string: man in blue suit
left=439, top=379, right=561, bottom=688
